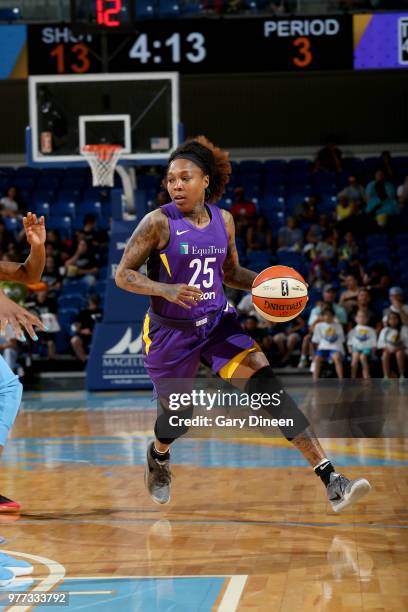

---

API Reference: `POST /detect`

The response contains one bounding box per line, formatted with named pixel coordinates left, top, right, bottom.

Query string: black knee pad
left=244, top=366, right=310, bottom=440
left=154, top=402, right=194, bottom=445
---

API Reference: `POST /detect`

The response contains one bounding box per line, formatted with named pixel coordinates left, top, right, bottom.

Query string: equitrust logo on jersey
left=179, top=242, right=189, bottom=254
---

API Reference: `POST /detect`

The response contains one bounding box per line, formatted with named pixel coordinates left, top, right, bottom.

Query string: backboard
left=27, top=72, right=180, bottom=166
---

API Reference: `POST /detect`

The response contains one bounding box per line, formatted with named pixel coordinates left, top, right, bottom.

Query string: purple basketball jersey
left=147, top=202, right=228, bottom=319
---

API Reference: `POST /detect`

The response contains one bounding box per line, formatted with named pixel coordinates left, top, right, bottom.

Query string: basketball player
left=0, top=212, right=46, bottom=584
left=116, top=137, right=371, bottom=513
left=0, top=212, right=46, bottom=510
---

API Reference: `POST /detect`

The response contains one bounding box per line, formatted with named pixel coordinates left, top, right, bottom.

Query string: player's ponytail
left=167, top=136, right=231, bottom=203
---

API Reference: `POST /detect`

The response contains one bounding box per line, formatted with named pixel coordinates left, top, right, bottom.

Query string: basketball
left=251, top=265, right=308, bottom=322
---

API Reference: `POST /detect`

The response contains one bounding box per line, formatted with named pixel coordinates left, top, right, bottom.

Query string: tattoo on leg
left=291, top=427, right=326, bottom=467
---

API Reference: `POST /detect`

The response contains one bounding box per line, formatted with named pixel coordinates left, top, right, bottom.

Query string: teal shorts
left=352, top=348, right=371, bottom=357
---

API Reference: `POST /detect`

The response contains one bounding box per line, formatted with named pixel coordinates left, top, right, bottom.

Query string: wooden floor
left=0, top=389, right=407, bottom=611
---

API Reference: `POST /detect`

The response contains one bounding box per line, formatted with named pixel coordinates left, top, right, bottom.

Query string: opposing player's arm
left=221, top=210, right=257, bottom=291
left=115, top=210, right=203, bottom=309
left=0, top=213, right=45, bottom=283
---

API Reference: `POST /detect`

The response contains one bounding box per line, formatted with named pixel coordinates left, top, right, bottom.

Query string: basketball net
left=81, top=144, right=123, bottom=187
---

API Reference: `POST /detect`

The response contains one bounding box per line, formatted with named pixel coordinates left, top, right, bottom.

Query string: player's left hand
left=23, top=212, right=46, bottom=246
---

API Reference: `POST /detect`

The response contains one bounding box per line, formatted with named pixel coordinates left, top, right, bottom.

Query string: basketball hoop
left=81, top=144, right=123, bottom=187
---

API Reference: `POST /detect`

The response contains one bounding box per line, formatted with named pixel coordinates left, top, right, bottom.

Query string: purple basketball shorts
left=142, top=304, right=255, bottom=386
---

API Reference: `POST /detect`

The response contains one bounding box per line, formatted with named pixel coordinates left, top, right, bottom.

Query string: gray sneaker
left=144, top=442, right=172, bottom=505
left=327, top=472, right=371, bottom=513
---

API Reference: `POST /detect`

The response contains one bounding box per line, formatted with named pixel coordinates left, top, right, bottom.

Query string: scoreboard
left=27, top=17, right=353, bottom=75
left=26, top=13, right=408, bottom=75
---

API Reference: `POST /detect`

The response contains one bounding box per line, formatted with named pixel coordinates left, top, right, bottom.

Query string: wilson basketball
left=252, top=265, right=308, bottom=322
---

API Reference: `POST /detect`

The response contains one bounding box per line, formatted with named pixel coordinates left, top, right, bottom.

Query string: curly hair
left=165, top=135, right=231, bottom=204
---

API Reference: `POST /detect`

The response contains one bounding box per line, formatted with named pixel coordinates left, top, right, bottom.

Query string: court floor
left=0, top=389, right=406, bottom=611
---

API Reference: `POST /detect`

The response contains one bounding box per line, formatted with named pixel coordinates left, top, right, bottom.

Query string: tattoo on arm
left=115, top=211, right=168, bottom=296
left=222, top=211, right=257, bottom=291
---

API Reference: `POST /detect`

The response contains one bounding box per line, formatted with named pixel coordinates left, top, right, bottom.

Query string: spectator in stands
left=336, top=194, right=355, bottom=223
left=338, top=175, right=365, bottom=205
left=349, top=287, right=381, bottom=330
left=311, top=305, right=345, bottom=381
left=294, top=194, right=319, bottom=229
left=308, top=230, right=338, bottom=287
left=363, top=262, right=392, bottom=303
left=347, top=310, right=377, bottom=380
left=365, top=170, right=395, bottom=202
left=397, top=176, right=408, bottom=208
left=27, top=288, right=59, bottom=359
left=335, top=195, right=360, bottom=235
left=237, top=291, right=263, bottom=322
left=298, top=285, right=347, bottom=368
left=338, top=230, right=360, bottom=262
left=382, top=286, right=408, bottom=326
left=246, top=215, right=272, bottom=253
left=379, top=151, right=395, bottom=182
left=313, top=139, right=343, bottom=174
left=78, top=213, right=109, bottom=250
left=241, top=315, right=267, bottom=343
left=230, top=187, right=257, bottom=226
left=64, top=239, right=98, bottom=285
left=42, top=255, right=63, bottom=294
left=45, top=229, right=70, bottom=265
left=339, top=273, right=360, bottom=313
left=277, top=216, right=303, bottom=252
left=366, top=180, right=399, bottom=228
left=271, top=316, right=305, bottom=366
left=0, top=187, right=20, bottom=218
left=70, top=295, right=102, bottom=363
left=378, top=311, right=408, bottom=379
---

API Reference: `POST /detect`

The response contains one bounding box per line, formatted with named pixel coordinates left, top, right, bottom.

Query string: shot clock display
left=28, top=17, right=353, bottom=75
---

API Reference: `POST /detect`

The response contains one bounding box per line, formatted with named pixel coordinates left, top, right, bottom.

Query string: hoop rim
left=81, top=144, right=124, bottom=158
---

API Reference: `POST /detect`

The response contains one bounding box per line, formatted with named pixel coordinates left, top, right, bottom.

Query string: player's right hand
left=0, top=291, right=45, bottom=340
left=160, top=284, right=203, bottom=310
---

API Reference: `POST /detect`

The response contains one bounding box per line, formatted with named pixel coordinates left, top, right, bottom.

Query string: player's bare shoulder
left=220, top=208, right=234, bottom=237
left=149, top=208, right=170, bottom=250
left=130, top=208, right=169, bottom=252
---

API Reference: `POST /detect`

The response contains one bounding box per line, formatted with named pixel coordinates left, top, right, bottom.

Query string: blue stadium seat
left=3, top=217, right=22, bottom=238
left=93, top=280, right=107, bottom=299
left=395, top=233, right=408, bottom=247
left=32, top=202, right=50, bottom=217
left=264, top=211, right=285, bottom=235
left=239, top=160, right=262, bottom=175
left=37, top=176, right=60, bottom=190
left=288, top=159, right=311, bottom=173
left=181, top=0, right=203, bottom=14
left=158, top=0, right=180, bottom=16
left=32, top=190, right=55, bottom=205
left=57, top=189, right=81, bottom=203
left=263, top=180, right=286, bottom=198
left=51, top=201, right=76, bottom=218
left=61, top=280, right=90, bottom=296
left=259, top=196, right=285, bottom=212
left=57, top=295, right=86, bottom=311
left=14, top=177, right=36, bottom=190
left=47, top=216, right=72, bottom=239
left=135, top=0, right=156, bottom=17
left=366, top=234, right=389, bottom=248
left=285, top=194, right=305, bottom=214
left=247, top=250, right=271, bottom=272
left=78, top=201, right=102, bottom=217
left=308, top=287, right=323, bottom=307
